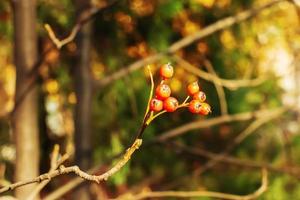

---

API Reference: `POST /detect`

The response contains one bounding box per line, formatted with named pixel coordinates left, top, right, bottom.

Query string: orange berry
left=155, top=84, right=171, bottom=100
left=163, top=97, right=178, bottom=112
left=193, top=91, right=206, bottom=102
left=188, top=100, right=202, bottom=114
left=198, top=102, right=211, bottom=115
left=187, top=81, right=200, bottom=96
left=150, top=98, right=163, bottom=112
left=159, top=63, right=174, bottom=79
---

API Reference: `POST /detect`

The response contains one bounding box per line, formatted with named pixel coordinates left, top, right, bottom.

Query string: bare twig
left=165, top=141, right=300, bottom=178
left=25, top=145, right=70, bottom=200
left=95, top=0, right=285, bottom=88
left=45, top=0, right=120, bottom=49
left=43, top=176, right=84, bottom=200
left=174, top=55, right=266, bottom=90
left=154, top=107, right=287, bottom=142
left=0, top=139, right=142, bottom=194
left=202, top=58, right=228, bottom=115
left=113, top=168, right=268, bottom=200
left=195, top=108, right=287, bottom=175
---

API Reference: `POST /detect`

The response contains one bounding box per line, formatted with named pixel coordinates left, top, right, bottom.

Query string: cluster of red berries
left=187, top=81, right=211, bottom=115
left=150, top=63, right=179, bottom=112
left=149, top=63, right=211, bottom=115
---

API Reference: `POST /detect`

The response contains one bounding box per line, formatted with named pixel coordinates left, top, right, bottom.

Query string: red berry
left=150, top=98, right=163, bottom=112
left=187, top=81, right=200, bottom=96
left=159, top=63, right=174, bottom=79
left=163, top=97, right=178, bottom=112
left=193, top=91, right=206, bottom=102
left=188, top=100, right=202, bottom=114
left=155, top=84, right=171, bottom=100
left=198, top=102, right=211, bottom=115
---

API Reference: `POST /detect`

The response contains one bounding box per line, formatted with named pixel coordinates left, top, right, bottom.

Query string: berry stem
left=146, top=101, right=189, bottom=124
left=146, top=110, right=167, bottom=124
left=144, top=65, right=154, bottom=121
left=183, top=96, right=190, bottom=104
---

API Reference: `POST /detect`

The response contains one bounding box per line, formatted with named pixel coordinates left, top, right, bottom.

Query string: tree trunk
left=74, top=1, right=93, bottom=199
left=12, top=0, right=39, bottom=199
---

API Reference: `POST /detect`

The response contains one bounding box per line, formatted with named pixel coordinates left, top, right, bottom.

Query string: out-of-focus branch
left=195, top=108, right=287, bottom=175
left=113, top=168, right=268, bottom=200
left=0, top=139, right=142, bottom=194
left=165, top=141, right=300, bottom=178
left=44, top=24, right=80, bottom=49
left=45, top=0, right=120, bottom=49
left=154, top=107, right=287, bottom=142
left=95, top=0, right=285, bottom=88
left=174, top=55, right=266, bottom=90
left=44, top=176, right=85, bottom=200
left=25, top=145, right=70, bottom=200
left=202, top=58, right=228, bottom=115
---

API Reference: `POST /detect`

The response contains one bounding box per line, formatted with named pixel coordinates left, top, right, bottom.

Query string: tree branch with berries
left=0, top=63, right=213, bottom=195
left=0, top=64, right=273, bottom=200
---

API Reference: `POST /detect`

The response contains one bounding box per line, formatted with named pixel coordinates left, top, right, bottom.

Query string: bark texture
left=74, top=0, right=93, bottom=199
left=12, top=0, right=39, bottom=199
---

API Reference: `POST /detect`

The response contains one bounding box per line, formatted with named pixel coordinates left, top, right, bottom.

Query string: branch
left=44, top=177, right=84, bottom=200
left=113, top=169, right=268, bottom=200
left=0, top=139, right=142, bottom=194
left=25, top=145, right=69, bottom=200
left=194, top=108, right=287, bottom=175
left=45, top=0, right=120, bottom=49
left=173, top=55, right=266, bottom=90
left=95, top=0, right=285, bottom=88
left=154, top=107, right=287, bottom=142
left=164, top=141, right=300, bottom=178
left=202, top=57, right=228, bottom=115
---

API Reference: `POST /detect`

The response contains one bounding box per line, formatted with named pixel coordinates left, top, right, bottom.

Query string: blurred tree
left=12, top=0, right=39, bottom=199
left=73, top=0, right=93, bottom=199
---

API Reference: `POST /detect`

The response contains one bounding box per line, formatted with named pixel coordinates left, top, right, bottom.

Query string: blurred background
left=1, top=0, right=300, bottom=199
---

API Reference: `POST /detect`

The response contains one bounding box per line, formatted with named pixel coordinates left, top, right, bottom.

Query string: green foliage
left=157, top=0, right=184, bottom=19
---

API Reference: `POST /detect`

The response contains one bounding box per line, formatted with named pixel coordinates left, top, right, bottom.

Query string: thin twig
left=154, top=107, right=287, bottom=142
left=113, top=168, right=268, bottom=200
left=174, top=55, right=266, bottom=90
left=164, top=141, right=300, bottom=178
left=202, top=58, right=228, bottom=115
left=0, top=139, right=142, bottom=194
left=45, top=0, right=120, bottom=49
left=195, top=108, right=287, bottom=175
left=25, top=145, right=70, bottom=200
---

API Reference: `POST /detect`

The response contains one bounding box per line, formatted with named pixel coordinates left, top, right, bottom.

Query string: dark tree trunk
left=12, top=0, right=39, bottom=199
left=74, top=0, right=93, bottom=199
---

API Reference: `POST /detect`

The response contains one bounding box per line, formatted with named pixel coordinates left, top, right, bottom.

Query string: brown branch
left=95, top=0, right=285, bottom=88
left=194, top=108, right=287, bottom=175
left=25, top=145, right=70, bottom=200
left=45, top=0, right=120, bottom=49
left=173, top=55, right=266, bottom=90
left=113, top=168, right=268, bottom=200
left=0, top=139, right=142, bottom=194
left=165, top=141, right=300, bottom=178
left=154, top=107, right=287, bottom=142
left=202, top=58, right=228, bottom=115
